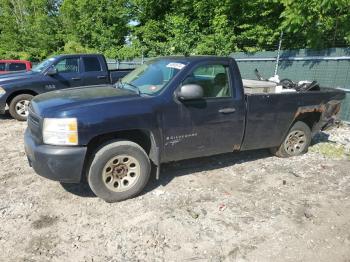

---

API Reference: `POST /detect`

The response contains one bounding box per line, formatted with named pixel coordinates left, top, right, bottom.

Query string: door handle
left=71, top=77, right=81, bottom=81
left=219, top=108, right=236, bottom=114
left=97, top=75, right=107, bottom=79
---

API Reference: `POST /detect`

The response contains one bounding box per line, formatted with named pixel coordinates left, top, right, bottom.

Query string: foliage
left=60, top=40, right=97, bottom=55
left=309, top=143, right=349, bottom=160
left=120, top=0, right=292, bottom=57
left=59, top=0, right=128, bottom=57
left=280, top=0, right=350, bottom=49
left=0, top=0, right=349, bottom=61
left=0, top=0, right=61, bottom=61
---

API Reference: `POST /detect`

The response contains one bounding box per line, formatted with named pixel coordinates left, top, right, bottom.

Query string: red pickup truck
left=0, top=60, right=32, bottom=74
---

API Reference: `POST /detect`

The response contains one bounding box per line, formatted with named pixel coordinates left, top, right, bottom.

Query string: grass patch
left=309, top=143, right=349, bottom=160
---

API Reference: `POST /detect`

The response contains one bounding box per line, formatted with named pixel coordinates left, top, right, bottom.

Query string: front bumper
left=24, top=128, right=87, bottom=183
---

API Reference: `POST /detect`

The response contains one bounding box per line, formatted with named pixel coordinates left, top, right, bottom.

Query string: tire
left=270, top=121, right=312, bottom=158
left=9, top=94, right=33, bottom=121
left=280, top=79, right=295, bottom=89
left=87, top=140, right=151, bottom=202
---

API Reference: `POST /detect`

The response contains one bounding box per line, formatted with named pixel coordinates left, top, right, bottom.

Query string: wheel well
left=6, top=90, right=38, bottom=105
left=86, top=130, right=152, bottom=157
left=80, top=130, right=154, bottom=183
left=294, top=112, right=321, bottom=131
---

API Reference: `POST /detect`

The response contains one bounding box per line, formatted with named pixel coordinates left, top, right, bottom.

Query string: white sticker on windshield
left=166, top=62, right=186, bottom=70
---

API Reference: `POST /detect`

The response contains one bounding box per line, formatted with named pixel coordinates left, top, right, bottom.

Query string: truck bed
left=241, top=87, right=344, bottom=151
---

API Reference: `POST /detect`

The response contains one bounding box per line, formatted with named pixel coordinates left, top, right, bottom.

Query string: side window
left=183, top=64, right=231, bottom=98
left=9, top=63, right=26, bottom=71
left=0, top=63, right=5, bottom=71
left=55, top=58, right=79, bottom=73
left=83, top=57, right=102, bottom=72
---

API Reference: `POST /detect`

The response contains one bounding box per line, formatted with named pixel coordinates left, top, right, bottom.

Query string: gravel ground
left=1, top=113, right=350, bottom=262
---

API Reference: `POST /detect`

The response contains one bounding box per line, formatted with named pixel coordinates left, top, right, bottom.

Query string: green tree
left=280, top=0, right=350, bottom=48
left=120, top=0, right=350, bottom=57
left=119, top=0, right=287, bottom=57
left=59, top=0, right=129, bottom=58
left=0, top=0, right=349, bottom=60
left=0, top=0, right=61, bottom=60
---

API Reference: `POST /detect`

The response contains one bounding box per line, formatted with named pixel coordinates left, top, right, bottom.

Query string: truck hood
left=31, top=85, right=138, bottom=116
left=0, top=71, right=39, bottom=86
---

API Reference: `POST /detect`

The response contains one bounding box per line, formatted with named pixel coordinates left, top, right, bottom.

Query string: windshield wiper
left=117, top=80, right=141, bottom=95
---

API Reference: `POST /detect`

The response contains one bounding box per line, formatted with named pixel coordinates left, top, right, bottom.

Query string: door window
left=183, top=64, right=231, bottom=98
left=55, top=58, right=79, bottom=73
left=0, top=63, right=5, bottom=71
left=83, top=57, right=102, bottom=72
left=8, top=63, right=26, bottom=71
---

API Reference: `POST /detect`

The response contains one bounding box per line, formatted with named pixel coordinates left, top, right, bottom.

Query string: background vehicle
left=0, top=54, right=132, bottom=121
left=24, top=56, right=345, bottom=202
left=0, top=60, right=32, bottom=74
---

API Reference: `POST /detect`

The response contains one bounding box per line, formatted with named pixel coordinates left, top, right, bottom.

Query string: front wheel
left=9, top=94, right=33, bottom=121
left=270, top=121, right=312, bottom=158
left=87, top=140, right=151, bottom=202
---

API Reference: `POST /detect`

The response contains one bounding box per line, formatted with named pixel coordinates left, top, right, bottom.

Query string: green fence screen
left=231, top=48, right=350, bottom=121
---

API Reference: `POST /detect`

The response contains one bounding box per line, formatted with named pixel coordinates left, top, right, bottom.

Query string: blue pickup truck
left=0, top=54, right=131, bottom=120
left=24, top=56, right=345, bottom=202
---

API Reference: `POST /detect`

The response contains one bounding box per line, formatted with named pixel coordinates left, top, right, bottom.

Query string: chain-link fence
left=106, top=59, right=144, bottom=70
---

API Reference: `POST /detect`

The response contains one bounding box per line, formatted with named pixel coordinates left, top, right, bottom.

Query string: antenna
left=274, top=31, right=283, bottom=76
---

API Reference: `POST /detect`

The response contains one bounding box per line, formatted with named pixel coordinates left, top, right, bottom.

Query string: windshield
left=119, top=59, right=188, bottom=95
left=32, top=57, right=56, bottom=72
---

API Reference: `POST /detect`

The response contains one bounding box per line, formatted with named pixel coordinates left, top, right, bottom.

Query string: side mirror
left=46, top=66, right=57, bottom=76
left=177, top=84, right=204, bottom=101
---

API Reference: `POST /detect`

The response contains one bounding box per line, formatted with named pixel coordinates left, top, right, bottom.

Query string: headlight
left=43, top=118, right=78, bottom=145
left=0, top=87, right=6, bottom=96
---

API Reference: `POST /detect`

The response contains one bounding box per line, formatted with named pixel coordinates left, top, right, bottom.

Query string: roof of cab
left=156, top=55, right=229, bottom=60
left=147, top=56, right=233, bottom=64
left=53, top=54, right=104, bottom=59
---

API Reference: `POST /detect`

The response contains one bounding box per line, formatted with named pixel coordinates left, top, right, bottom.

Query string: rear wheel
left=270, top=121, right=312, bottom=158
left=9, top=94, right=33, bottom=121
left=87, top=140, right=151, bottom=202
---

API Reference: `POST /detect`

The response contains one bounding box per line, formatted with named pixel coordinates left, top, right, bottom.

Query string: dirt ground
left=0, top=113, right=350, bottom=262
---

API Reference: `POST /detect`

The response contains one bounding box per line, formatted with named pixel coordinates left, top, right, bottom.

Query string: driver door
left=161, top=61, right=245, bottom=162
left=45, top=57, right=83, bottom=91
